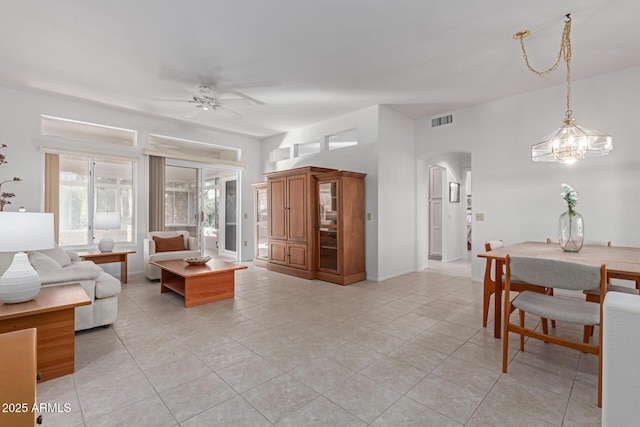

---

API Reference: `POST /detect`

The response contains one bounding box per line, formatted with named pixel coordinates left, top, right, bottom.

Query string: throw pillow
left=153, top=235, right=187, bottom=252
left=28, top=251, right=62, bottom=272
left=40, top=245, right=72, bottom=267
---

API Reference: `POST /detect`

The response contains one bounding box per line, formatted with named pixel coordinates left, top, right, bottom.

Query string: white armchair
left=143, top=231, right=200, bottom=280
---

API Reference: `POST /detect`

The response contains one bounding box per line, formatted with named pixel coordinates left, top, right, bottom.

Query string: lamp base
left=0, top=252, right=41, bottom=304
left=98, top=231, right=115, bottom=252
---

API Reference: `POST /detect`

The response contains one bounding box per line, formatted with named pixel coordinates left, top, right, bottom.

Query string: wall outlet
left=244, top=213, right=248, bottom=219
left=243, top=240, right=247, bottom=247
left=475, top=213, right=485, bottom=221
left=367, top=212, right=372, bottom=221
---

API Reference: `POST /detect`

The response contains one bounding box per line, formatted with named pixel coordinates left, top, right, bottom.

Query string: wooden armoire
left=258, top=166, right=366, bottom=285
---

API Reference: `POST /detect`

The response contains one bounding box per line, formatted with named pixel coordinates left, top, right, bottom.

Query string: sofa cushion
left=28, top=252, right=61, bottom=273
left=153, top=235, right=187, bottom=252
left=148, top=250, right=201, bottom=263
left=39, top=265, right=101, bottom=285
left=40, top=245, right=72, bottom=267
left=95, top=272, right=121, bottom=299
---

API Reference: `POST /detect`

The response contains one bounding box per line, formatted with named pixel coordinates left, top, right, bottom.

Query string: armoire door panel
left=269, top=241, right=287, bottom=264
left=269, top=178, right=287, bottom=240
left=287, top=243, right=308, bottom=269
left=286, top=175, right=307, bottom=242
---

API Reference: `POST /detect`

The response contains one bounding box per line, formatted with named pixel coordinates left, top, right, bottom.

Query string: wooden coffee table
left=151, top=259, right=248, bottom=308
left=0, top=284, right=91, bottom=382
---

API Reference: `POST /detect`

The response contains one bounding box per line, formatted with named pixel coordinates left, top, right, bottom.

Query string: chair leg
left=548, top=289, right=557, bottom=328
left=502, top=291, right=511, bottom=373
left=482, top=283, right=493, bottom=328
left=519, top=310, right=525, bottom=351
left=541, top=318, right=550, bottom=343
left=583, top=326, right=591, bottom=344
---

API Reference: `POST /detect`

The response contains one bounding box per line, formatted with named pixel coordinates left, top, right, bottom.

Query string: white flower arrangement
left=560, top=183, right=578, bottom=214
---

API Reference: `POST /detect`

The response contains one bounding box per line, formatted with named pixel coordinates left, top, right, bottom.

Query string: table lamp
left=94, top=212, right=121, bottom=252
left=0, top=212, right=55, bottom=303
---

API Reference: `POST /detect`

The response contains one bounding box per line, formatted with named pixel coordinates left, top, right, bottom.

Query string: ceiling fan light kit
left=514, top=13, right=613, bottom=164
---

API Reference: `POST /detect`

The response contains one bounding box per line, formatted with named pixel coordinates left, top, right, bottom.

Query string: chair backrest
left=507, top=256, right=603, bottom=291
left=484, top=240, right=504, bottom=282
left=485, top=240, right=504, bottom=251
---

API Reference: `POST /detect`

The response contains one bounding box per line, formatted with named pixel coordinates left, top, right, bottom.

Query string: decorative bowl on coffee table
left=183, top=256, right=211, bottom=266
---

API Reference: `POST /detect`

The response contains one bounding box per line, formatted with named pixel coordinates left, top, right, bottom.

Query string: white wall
left=415, top=66, right=640, bottom=281
left=377, top=106, right=416, bottom=280
left=0, top=85, right=263, bottom=275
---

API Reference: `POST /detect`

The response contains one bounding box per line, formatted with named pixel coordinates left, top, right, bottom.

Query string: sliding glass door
left=219, top=176, right=237, bottom=257
left=164, top=162, right=238, bottom=260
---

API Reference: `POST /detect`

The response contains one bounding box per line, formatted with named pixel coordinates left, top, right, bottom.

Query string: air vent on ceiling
left=431, top=114, right=453, bottom=128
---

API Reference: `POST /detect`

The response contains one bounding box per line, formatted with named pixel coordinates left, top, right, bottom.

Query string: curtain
left=44, top=153, right=60, bottom=243
left=148, top=155, right=165, bottom=232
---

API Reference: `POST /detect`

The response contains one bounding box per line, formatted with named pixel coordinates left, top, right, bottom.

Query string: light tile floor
left=37, top=259, right=601, bottom=426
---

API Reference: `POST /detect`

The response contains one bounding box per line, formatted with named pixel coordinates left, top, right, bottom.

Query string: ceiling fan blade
left=231, top=90, right=265, bottom=105
left=184, top=106, right=202, bottom=118
left=151, top=98, right=189, bottom=102
left=184, top=86, right=209, bottom=98
left=232, top=80, right=278, bottom=90
left=215, top=105, right=242, bottom=120
left=217, top=98, right=251, bottom=106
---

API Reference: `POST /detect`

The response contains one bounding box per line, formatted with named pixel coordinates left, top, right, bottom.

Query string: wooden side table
left=0, top=284, right=91, bottom=382
left=0, top=328, right=37, bottom=427
left=77, top=249, right=135, bottom=283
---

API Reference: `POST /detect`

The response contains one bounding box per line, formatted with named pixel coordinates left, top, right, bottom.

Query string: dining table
left=477, top=241, right=640, bottom=338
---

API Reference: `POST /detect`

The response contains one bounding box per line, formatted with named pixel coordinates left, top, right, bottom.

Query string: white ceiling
left=1, top=1, right=639, bottom=138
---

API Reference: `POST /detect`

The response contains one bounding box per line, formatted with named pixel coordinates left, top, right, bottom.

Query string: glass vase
left=558, top=208, right=584, bottom=252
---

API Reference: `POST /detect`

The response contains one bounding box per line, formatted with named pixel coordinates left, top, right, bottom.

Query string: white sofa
left=143, top=231, right=200, bottom=280
left=0, top=246, right=121, bottom=331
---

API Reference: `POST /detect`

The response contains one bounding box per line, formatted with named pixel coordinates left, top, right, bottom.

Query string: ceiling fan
left=154, top=85, right=258, bottom=119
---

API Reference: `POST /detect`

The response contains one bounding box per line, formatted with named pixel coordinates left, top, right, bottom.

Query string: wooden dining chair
left=482, top=240, right=553, bottom=331
left=502, top=255, right=606, bottom=408
left=582, top=240, right=639, bottom=302
left=581, top=242, right=640, bottom=338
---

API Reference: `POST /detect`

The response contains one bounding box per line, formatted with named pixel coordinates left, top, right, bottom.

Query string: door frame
left=165, top=158, right=241, bottom=261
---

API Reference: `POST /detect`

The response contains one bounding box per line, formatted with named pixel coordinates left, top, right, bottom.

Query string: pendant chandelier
left=514, top=14, right=613, bottom=164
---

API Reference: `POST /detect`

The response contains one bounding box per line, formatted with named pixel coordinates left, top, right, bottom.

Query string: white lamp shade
left=94, top=212, right=121, bottom=230
left=0, top=212, right=55, bottom=252
left=0, top=212, right=55, bottom=304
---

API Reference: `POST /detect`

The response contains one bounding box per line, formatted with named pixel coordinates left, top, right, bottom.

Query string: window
left=294, top=140, right=321, bottom=157
left=326, top=129, right=358, bottom=151
left=40, top=115, right=137, bottom=247
left=58, top=155, right=134, bottom=247
left=42, top=115, right=136, bottom=147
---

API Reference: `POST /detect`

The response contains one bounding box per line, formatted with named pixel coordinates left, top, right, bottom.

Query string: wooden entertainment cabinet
left=257, top=166, right=366, bottom=285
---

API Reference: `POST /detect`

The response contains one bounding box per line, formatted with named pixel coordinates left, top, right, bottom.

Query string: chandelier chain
left=518, top=14, right=573, bottom=116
